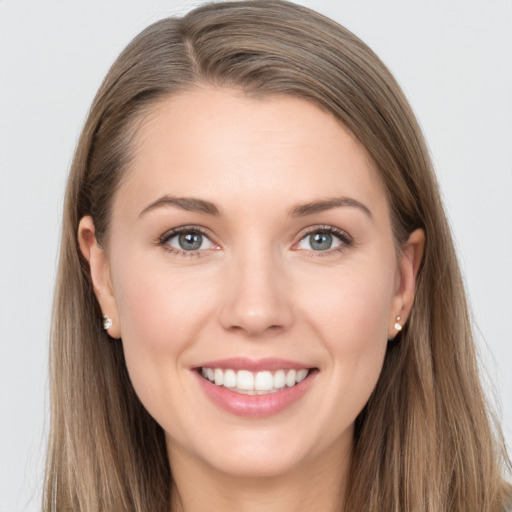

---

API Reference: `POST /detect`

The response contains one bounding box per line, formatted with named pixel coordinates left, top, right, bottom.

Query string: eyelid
left=155, top=224, right=352, bottom=257
left=157, top=225, right=220, bottom=256
left=292, top=225, right=353, bottom=253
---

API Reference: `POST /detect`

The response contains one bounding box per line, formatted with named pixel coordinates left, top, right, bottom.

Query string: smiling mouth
left=198, top=367, right=314, bottom=395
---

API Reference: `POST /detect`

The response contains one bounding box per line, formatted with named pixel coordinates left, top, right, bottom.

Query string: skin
left=79, top=88, right=424, bottom=512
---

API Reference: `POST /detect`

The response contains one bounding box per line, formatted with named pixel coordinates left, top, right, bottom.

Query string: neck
left=168, top=438, right=350, bottom=512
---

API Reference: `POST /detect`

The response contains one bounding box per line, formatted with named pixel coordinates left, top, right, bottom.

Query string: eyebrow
left=139, top=195, right=221, bottom=218
left=138, top=195, right=372, bottom=220
left=290, top=197, right=373, bottom=219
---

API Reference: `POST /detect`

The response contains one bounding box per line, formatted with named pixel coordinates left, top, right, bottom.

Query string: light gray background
left=1, top=1, right=511, bottom=510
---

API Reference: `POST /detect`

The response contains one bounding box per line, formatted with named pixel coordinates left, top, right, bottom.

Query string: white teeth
left=296, top=369, right=308, bottom=383
left=237, top=370, right=254, bottom=390
left=200, top=367, right=311, bottom=394
left=254, top=371, right=273, bottom=391
left=285, top=369, right=297, bottom=387
left=214, top=368, right=224, bottom=386
left=223, top=369, right=237, bottom=388
left=273, top=370, right=286, bottom=388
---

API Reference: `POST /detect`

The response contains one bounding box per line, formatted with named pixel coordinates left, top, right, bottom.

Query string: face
left=81, top=88, right=420, bottom=480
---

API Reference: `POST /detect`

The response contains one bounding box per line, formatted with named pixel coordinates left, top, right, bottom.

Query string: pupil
left=310, top=232, right=332, bottom=251
left=179, top=232, right=202, bottom=250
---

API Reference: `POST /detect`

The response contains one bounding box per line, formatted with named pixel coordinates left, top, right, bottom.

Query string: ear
left=389, top=228, right=425, bottom=338
left=78, top=216, right=121, bottom=338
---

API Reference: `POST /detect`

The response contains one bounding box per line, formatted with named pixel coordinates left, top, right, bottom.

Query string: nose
left=218, top=248, right=294, bottom=337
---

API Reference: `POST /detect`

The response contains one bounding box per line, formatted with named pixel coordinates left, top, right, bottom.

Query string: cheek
left=110, top=257, right=217, bottom=409
left=300, top=260, right=395, bottom=348
left=298, top=260, right=394, bottom=410
left=113, top=256, right=216, bottom=350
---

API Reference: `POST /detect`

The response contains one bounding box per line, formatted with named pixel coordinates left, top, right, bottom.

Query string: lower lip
left=194, top=370, right=317, bottom=418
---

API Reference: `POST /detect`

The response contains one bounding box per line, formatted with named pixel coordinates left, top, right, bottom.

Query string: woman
left=44, top=1, right=511, bottom=511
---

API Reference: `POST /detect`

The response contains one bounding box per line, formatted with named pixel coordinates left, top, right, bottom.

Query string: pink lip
left=194, top=357, right=312, bottom=372
left=193, top=365, right=318, bottom=418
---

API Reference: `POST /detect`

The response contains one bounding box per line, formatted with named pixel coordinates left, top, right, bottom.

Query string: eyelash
left=156, top=224, right=353, bottom=257
left=294, top=225, right=353, bottom=257
left=157, top=225, right=217, bottom=258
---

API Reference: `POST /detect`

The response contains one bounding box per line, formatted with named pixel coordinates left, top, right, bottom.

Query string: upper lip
left=194, top=357, right=313, bottom=372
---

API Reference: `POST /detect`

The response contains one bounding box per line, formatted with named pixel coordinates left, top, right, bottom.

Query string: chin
left=204, top=447, right=306, bottom=479
left=168, top=421, right=336, bottom=480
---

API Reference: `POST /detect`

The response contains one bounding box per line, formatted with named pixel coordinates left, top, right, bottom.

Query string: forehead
left=115, top=87, right=389, bottom=221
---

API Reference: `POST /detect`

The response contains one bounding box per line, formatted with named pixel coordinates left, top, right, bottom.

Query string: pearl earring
left=394, top=316, right=402, bottom=331
left=102, top=315, right=113, bottom=331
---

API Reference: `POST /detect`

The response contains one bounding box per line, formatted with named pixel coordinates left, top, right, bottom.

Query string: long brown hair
left=44, top=1, right=511, bottom=510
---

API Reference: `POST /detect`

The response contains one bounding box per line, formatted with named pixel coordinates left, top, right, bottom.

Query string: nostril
left=217, top=271, right=294, bottom=335
left=226, top=323, right=284, bottom=336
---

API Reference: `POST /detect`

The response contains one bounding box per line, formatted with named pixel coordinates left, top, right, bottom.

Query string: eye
left=295, top=227, right=351, bottom=252
left=160, top=227, right=217, bottom=254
